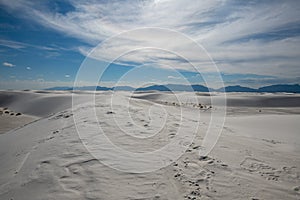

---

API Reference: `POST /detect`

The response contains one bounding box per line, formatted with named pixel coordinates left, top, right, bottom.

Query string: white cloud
left=0, top=39, right=26, bottom=49
left=26, top=66, right=31, bottom=70
left=0, top=38, right=72, bottom=54
left=1, top=0, right=300, bottom=78
left=167, top=76, right=181, bottom=80
left=3, top=62, right=15, bottom=67
left=65, top=74, right=70, bottom=78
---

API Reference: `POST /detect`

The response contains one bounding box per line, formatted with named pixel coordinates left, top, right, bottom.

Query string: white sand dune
left=0, top=90, right=299, bottom=199
left=0, top=90, right=101, bottom=117
left=0, top=90, right=74, bottom=117
left=133, top=91, right=300, bottom=107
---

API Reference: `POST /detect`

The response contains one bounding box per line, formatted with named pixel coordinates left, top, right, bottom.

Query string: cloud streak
left=0, top=39, right=26, bottom=49
left=3, top=62, right=15, bottom=67
left=168, top=75, right=182, bottom=80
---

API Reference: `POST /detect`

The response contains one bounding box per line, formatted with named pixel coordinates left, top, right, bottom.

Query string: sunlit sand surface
left=0, top=90, right=299, bottom=199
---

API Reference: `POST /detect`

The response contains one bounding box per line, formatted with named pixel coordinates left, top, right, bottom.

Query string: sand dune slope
left=0, top=91, right=299, bottom=199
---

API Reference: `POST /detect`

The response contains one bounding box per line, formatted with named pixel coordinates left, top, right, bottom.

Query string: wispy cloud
left=3, top=62, right=15, bottom=67
left=168, top=75, right=182, bottom=80
left=0, top=39, right=26, bottom=49
left=1, top=0, right=300, bottom=79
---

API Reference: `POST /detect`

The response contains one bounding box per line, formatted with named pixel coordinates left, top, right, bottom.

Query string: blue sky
left=0, top=0, right=300, bottom=89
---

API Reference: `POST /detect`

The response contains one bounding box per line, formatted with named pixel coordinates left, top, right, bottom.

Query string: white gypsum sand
left=0, top=108, right=37, bottom=134
left=0, top=90, right=299, bottom=199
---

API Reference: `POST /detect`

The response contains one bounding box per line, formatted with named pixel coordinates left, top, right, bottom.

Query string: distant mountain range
left=46, top=84, right=300, bottom=93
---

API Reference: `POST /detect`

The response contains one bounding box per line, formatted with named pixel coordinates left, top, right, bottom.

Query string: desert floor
left=0, top=90, right=299, bottom=200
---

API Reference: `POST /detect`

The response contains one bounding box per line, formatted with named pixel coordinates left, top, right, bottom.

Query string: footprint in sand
left=172, top=157, right=217, bottom=199
left=262, top=138, right=281, bottom=144
left=293, top=186, right=300, bottom=193
left=50, top=111, right=73, bottom=120
left=240, top=157, right=281, bottom=181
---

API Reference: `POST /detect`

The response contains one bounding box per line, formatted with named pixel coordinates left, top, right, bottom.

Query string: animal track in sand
left=172, top=152, right=224, bottom=199
left=38, top=135, right=55, bottom=144
left=173, top=160, right=215, bottom=200
left=50, top=111, right=73, bottom=120
left=262, top=138, right=282, bottom=144
left=281, top=166, right=300, bottom=183
left=170, top=141, right=231, bottom=199
left=240, top=157, right=281, bottom=181
left=293, top=185, right=300, bottom=193
left=168, top=133, right=176, bottom=138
